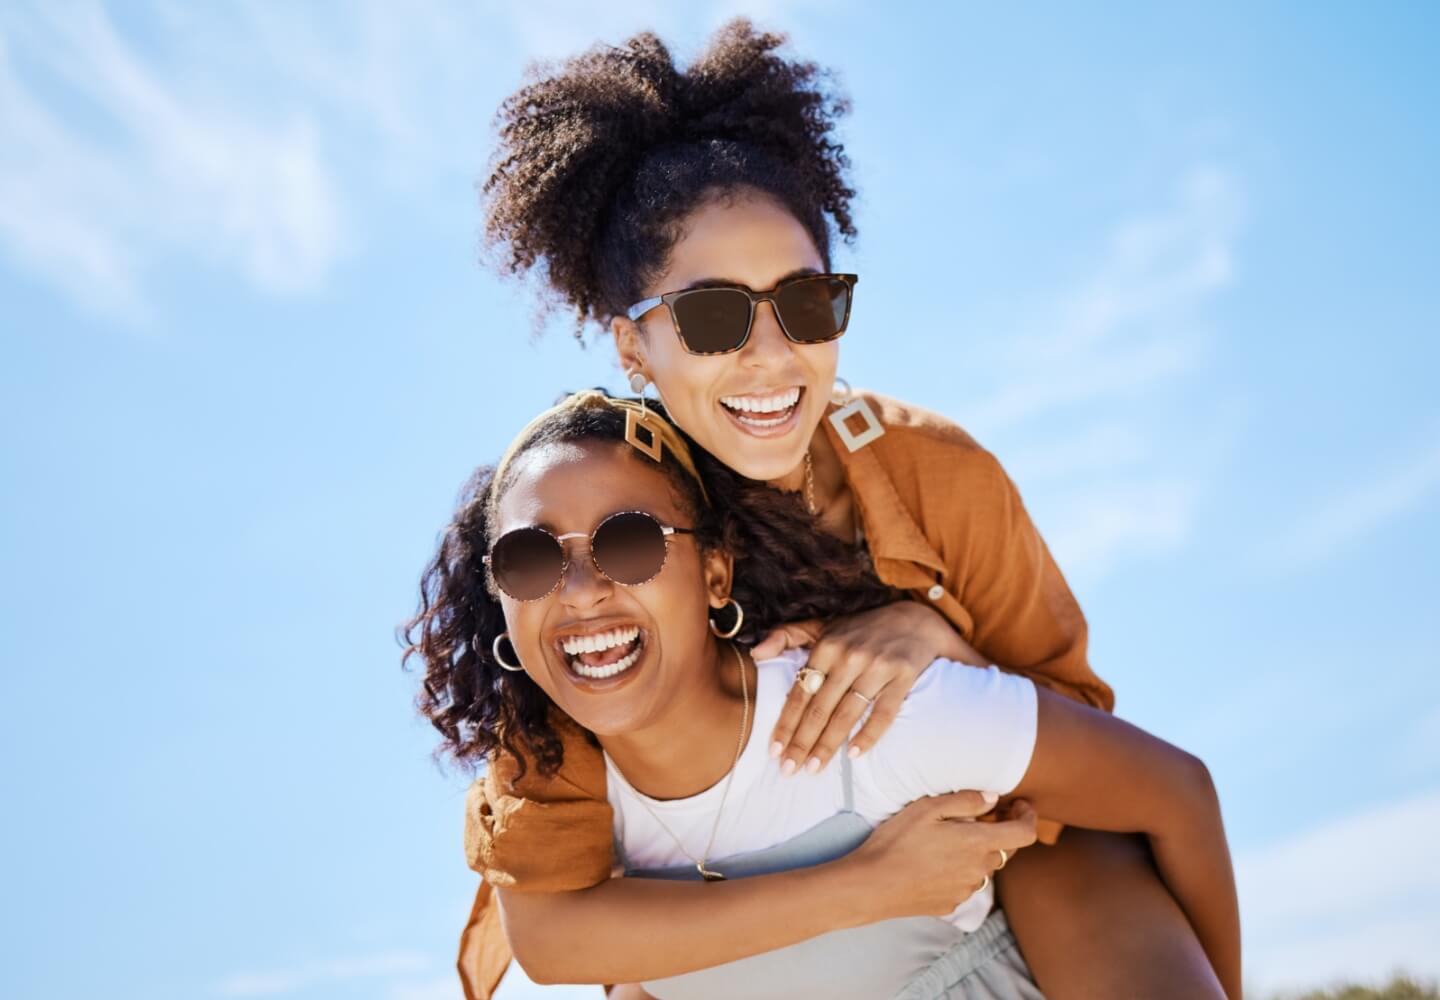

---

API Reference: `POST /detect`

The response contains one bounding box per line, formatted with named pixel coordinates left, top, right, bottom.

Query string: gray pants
left=897, top=910, right=1043, bottom=1000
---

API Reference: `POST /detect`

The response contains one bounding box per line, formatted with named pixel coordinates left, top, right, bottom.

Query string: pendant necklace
left=623, top=643, right=750, bottom=882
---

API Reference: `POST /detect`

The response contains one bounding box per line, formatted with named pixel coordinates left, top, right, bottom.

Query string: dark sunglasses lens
left=672, top=288, right=753, bottom=354
left=775, top=277, right=851, bottom=343
left=490, top=528, right=564, bottom=600
left=592, top=512, right=669, bottom=586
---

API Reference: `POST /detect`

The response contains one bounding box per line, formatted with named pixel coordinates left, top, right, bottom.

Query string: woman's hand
left=755, top=600, right=984, bottom=774
left=846, top=792, right=1038, bottom=919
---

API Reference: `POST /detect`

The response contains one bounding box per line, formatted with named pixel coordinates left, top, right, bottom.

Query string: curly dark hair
left=483, top=18, right=856, bottom=339
left=400, top=394, right=897, bottom=782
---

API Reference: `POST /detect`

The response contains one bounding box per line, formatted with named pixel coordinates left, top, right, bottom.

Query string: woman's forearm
left=1146, top=762, right=1242, bottom=999
left=497, top=857, right=879, bottom=985
left=1017, top=689, right=1242, bottom=998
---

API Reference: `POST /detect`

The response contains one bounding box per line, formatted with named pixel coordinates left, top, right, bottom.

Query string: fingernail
left=982, top=791, right=998, bottom=806
left=780, top=758, right=797, bottom=777
left=847, top=745, right=862, bottom=759
left=805, top=757, right=821, bottom=774
left=769, top=741, right=784, bottom=760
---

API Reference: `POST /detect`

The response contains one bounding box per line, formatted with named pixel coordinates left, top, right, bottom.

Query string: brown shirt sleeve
left=943, top=447, right=1114, bottom=712
left=464, top=712, right=613, bottom=890
left=457, top=714, right=614, bottom=999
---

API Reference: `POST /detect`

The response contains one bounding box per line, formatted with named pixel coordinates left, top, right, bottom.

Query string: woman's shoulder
left=849, top=388, right=1012, bottom=492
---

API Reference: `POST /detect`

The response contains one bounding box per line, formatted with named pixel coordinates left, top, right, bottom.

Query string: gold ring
left=979, top=875, right=991, bottom=894
left=848, top=690, right=876, bottom=707
left=796, top=666, right=826, bottom=695
left=996, top=848, right=1009, bottom=870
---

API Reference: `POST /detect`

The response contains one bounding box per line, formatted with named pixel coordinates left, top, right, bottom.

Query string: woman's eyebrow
left=681, top=267, right=820, bottom=292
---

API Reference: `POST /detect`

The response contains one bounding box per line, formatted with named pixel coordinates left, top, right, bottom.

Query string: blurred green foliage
left=1273, top=975, right=1439, bottom=1000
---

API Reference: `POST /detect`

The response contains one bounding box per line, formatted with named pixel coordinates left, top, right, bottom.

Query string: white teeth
left=720, top=387, right=801, bottom=415
left=733, top=411, right=790, bottom=428
left=570, top=645, right=642, bottom=679
left=560, top=626, right=640, bottom=656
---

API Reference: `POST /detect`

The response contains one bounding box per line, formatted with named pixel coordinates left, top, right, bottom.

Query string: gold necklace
left=803, top=450, right=818, bottom=516
left=621, top=643, right=750, bottom=882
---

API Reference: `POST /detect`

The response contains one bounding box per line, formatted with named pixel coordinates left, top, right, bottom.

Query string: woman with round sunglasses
left=468, top=19, right=1228, bottom=1000
left=405, top=392, right=1239, bottom=999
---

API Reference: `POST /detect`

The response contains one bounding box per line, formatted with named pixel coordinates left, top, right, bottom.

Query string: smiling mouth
left=718, top=386, right=803, bottom=431
left=559, top=625, right=645, bottom=680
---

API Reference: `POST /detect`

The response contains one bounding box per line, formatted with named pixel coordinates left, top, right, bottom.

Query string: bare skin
left=490, top=442, right=1239, bottom=996
left=610, top=187, right=1238, bottom=997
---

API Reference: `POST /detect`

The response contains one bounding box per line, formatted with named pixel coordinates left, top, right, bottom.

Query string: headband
left=491, top=390, right=710, bottom=506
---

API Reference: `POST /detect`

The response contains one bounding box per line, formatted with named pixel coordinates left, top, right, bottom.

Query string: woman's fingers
left=801, top=682, right=878, bottom=771
left=769, top=679, right=815, bottom=763
left=751, top=619, right=823, bottom=661
left=979, top=812, right=1039, bottom=855
left=777, top=646, right=865, bottom=771
left=920, top=790, right=999, bottom=820
left=847, top=683, right=907, bottom=757
left=866, top=794, right=1039, bottom=915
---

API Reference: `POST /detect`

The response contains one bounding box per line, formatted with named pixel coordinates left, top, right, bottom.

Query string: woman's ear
left=701, top=547, right=735, bottom=608
left=612, top=316, right=646, bottom=378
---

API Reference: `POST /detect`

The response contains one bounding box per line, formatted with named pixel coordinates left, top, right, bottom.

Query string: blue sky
left=2, top=2, right=1437, bottom=998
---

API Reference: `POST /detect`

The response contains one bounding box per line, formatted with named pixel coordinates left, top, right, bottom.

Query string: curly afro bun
left=483, top=18, right=857, bottom=340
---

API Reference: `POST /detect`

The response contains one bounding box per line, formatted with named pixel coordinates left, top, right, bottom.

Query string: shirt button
left=926, top=584, right=945, bottom=601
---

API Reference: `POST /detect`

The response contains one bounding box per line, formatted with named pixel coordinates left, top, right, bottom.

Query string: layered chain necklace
left=621, top=643, right=750, bottom=882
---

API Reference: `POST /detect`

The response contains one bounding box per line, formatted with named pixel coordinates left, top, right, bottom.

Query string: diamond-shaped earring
left=828, top=378, right=885, bottom=452
left=624, top=369, right=665, bottom=462
left=625, top=408, right=664, bottom=462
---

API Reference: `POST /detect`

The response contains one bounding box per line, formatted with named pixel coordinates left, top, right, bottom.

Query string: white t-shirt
left=606, top=648, right=1038, bottom=930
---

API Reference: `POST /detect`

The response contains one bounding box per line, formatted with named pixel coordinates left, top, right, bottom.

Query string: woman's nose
left=739, top=300, right=792, bottom=368
left=556, top=545, right=612, bottom=609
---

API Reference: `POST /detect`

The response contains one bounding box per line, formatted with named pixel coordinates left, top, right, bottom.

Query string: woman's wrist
left=824, top=853, right=901, bottom=925
left=913, top=604, right=984, bottom=666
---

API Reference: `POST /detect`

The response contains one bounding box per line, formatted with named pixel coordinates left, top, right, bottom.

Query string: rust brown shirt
left=455, top=391, right=1113, bottom=998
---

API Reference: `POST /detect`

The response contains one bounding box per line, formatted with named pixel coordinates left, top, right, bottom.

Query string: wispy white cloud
left=1268, top=431, right=1440, bottom=570
left=967, top=165, right=1242, bottom=436
left=1040, top=478, right=1197, bottom=582
left=971, top=166, right=1245, bottom=583
left=217, top=950, right=430, bottom=996
left=0, top=1, right=345, bottom=319
left=1237, top=788, right=1440, bottom=992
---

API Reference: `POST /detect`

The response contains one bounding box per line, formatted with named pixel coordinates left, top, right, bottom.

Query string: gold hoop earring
left=492, top=633, right=525, bottom=672
left=709, top=597, right=744, bottom=639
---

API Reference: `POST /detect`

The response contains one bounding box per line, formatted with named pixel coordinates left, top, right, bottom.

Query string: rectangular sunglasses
left=484, top=510, right=695, bottom=602
left=626, top=273, right=858, bottom=356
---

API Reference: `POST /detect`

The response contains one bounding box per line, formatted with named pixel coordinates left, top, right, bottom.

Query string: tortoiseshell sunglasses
left=626, top=273, right=858, bottom=355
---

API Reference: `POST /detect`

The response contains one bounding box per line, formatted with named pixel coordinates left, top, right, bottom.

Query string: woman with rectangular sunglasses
left=404, top=392, right=1239, bottom=999
left=466, top=18, right=1233, bottom=1000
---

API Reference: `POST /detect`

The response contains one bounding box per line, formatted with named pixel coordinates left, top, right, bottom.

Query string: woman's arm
left=495, top=790, right=1036, bottom=985
left=1014, top=690, right=1241, bottom=999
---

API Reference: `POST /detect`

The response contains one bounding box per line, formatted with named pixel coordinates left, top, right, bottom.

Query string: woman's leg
left=997, top=828, right=1227, bottom=1000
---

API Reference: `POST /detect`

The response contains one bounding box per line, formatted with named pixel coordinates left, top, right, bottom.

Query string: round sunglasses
left=484, top=510, right=696, bottom=602
left=626, top=273, right=858, bottom=356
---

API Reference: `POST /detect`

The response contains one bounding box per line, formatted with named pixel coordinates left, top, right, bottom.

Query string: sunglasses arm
left=626, top=296, right=665, bottom=322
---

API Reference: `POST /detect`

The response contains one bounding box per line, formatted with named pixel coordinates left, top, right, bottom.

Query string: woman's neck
left=769, top=425, right=856, bottom=542
left=598, top=642, right=756, bottom=801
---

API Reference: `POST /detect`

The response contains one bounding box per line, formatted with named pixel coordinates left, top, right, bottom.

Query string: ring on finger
left=996, top=848, right=1009, bottom=870
left=979, top=875, right=991, bottom=894
left=847, top=689, right=876, bottom=707
left=795, top=666, right=826, bottom=696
